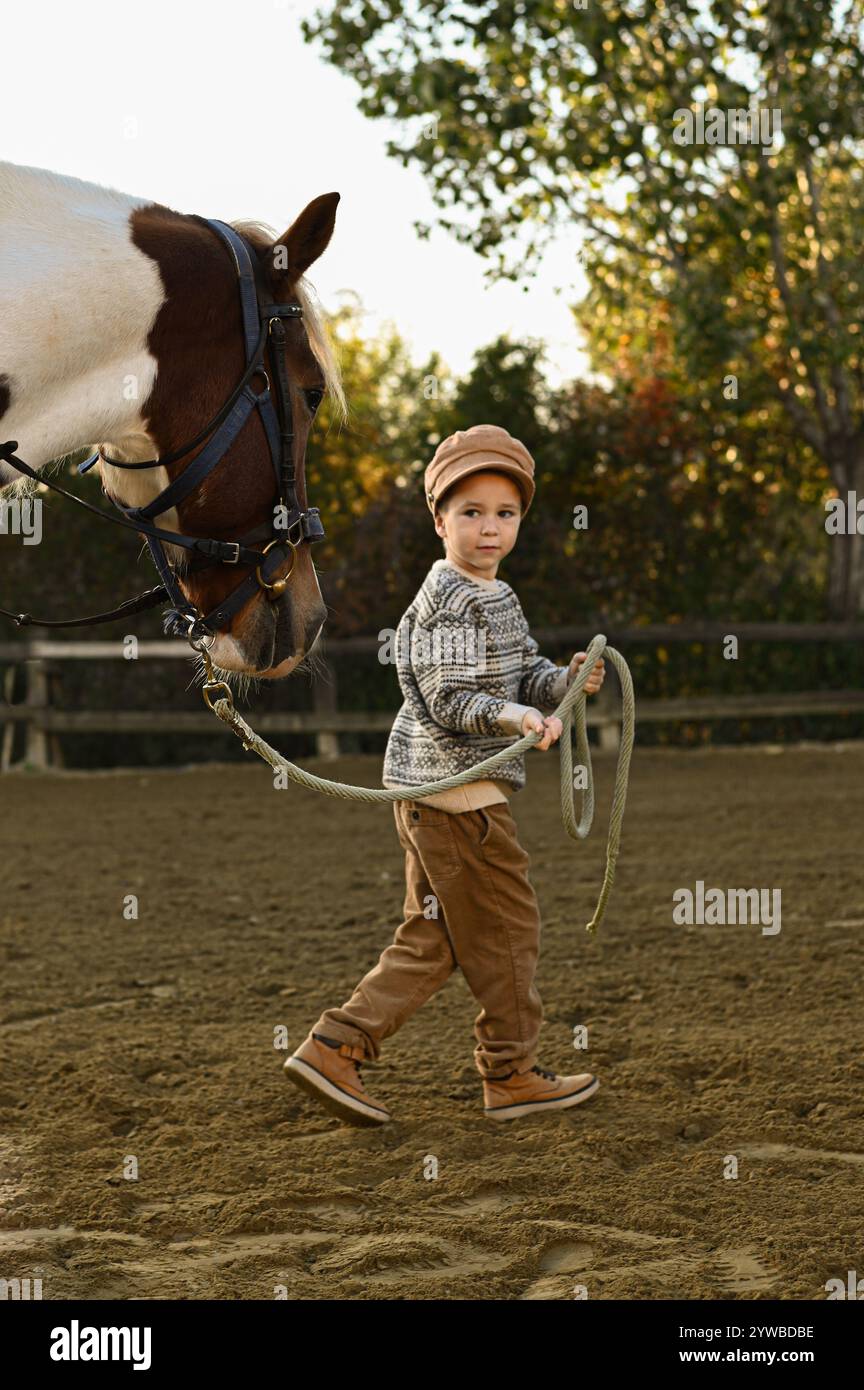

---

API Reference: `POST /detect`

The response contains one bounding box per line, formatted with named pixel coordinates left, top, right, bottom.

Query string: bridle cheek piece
left=0, top=217, right=325, bottom=645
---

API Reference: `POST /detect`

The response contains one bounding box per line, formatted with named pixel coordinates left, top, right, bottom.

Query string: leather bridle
left=0, top=217, right=326, bottom=644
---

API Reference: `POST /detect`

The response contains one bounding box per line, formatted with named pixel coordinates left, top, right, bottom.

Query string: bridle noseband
left=0, top=218, right=326, bottom=643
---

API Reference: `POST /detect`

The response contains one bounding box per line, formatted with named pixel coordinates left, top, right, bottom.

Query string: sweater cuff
left=495, top=701, right=544, bottom=736
left=547, top=664, right=572, bottom=706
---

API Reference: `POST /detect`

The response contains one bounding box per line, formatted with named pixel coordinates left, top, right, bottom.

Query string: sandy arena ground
left=1, top=743, right=862, bottom=1300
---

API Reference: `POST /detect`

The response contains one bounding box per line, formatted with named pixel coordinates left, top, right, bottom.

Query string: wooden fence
left=2, top=622, right=863, bottom=771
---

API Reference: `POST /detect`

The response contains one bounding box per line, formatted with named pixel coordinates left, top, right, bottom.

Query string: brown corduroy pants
left=311, top=797, right=544, bottom=1079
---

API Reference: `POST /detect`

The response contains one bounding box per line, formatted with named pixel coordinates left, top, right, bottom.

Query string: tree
left=303, top=0, right=864, bottom=616
left=304, top=291, right=454, bottom=628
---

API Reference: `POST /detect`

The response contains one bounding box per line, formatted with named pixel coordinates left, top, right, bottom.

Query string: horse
left=0, top=160, right=346, bottom=678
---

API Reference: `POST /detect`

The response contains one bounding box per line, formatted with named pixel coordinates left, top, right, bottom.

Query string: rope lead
left=204, top=633, right=635, bottom=935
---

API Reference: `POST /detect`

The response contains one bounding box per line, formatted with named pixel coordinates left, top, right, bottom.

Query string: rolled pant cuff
left=476, top=1054, right=538, bottom=1081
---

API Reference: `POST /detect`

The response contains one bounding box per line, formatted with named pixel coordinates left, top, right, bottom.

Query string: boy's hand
left=521, top=710, right=563, bottom=750
left=569, top=652, right=606, bottom=695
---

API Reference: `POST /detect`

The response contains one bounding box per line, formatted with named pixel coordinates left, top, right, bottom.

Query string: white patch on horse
left=0, top=161, right=168, bottom=510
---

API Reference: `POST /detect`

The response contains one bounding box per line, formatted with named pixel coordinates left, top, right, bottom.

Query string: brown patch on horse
left=121, top=204, right=277, bottom=630
left=121, top=198, right=337, bottom=665
left=126, top=203, right=269, bottom=531
left=0, top=373, right=11, bottom=422
left=125, top=203, right=327, bottom=541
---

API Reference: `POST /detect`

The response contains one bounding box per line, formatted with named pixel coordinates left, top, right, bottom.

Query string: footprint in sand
left=711, top=1245, right=776, bottom=1295
left=538, top=1239, right=595, bottom=1274
left=432, top=1185, right=513, bottom=1215
left=740, top=1142, right=864, bottom=1167
left=520, top=1226, right=776, bottom=1299
left=289, top=1194, right=366, bottom=1221
left=309, top=1233, right=511, bottom=1286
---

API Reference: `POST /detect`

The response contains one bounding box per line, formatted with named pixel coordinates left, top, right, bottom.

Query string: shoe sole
left=484, top=1076, right=600, bottom=1122
left=284, top=1056, right=390, bottom=1128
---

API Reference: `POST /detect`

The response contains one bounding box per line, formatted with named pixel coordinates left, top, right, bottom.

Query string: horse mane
left=229, top=218, right=348, bottom=427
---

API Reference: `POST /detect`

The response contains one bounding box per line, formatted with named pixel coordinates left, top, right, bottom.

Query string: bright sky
left=4, top=0, right=590, bottom=387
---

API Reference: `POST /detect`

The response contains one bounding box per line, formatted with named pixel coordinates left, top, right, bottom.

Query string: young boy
left=285, top=424, right=605, bottom=1125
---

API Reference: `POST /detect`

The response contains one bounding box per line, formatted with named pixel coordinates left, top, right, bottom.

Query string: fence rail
left=2, top=625, right=862, bottom=771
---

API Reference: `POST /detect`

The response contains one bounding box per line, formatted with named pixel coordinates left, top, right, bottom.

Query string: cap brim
left=431, top=457, right=534, bottom=511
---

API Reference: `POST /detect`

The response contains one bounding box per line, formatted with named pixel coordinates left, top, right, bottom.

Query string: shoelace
left=532, top=1065, right=558, bottom=1082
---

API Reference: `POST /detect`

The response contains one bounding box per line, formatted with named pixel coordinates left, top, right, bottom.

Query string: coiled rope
left=205, top=633, right=635, bottom=934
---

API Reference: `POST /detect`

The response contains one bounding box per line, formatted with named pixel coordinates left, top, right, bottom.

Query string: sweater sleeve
left=518, top=631, right=572, bottom=712
left=494, top=700, right=545, bottom=736
left=411, top=610, right=510, bottom=736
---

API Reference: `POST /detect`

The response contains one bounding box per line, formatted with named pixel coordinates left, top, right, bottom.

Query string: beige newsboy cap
left=424, top=424, right=536, bottom=515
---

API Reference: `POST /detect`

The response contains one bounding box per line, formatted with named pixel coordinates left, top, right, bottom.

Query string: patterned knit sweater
left=382, top=557, right=572, bottom=804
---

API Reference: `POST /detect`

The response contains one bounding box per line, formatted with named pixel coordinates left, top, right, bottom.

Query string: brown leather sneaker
left=483, top=1063, right=599, bottom=1121
left=284, top=1032, right=391, bottom=1127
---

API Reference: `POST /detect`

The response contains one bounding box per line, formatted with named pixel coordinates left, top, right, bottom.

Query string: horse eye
left=304, top=388, right=324, bottom=414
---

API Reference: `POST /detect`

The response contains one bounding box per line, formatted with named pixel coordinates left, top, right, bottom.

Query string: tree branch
left=802, top=150, right=854, bottom=439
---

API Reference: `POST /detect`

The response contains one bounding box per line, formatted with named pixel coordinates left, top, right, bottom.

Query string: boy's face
left=433, top=470, right=523, bottom=580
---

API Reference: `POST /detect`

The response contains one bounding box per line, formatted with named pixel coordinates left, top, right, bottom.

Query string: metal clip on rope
left=185, top=616, right=235, bottom=714
left=191, top=630, right=635, bottom=936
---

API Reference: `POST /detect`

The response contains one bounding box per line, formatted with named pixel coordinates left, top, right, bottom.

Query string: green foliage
left=302, top=0, right=864, bottom=614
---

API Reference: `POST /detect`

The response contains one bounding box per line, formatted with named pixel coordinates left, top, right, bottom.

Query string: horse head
left=99, top=195, right=345, bottom=679
left=0, top=163, right=345, bottom=680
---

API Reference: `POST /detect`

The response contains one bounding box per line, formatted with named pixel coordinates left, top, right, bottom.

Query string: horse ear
left=266, top=192, right=340, bottom=285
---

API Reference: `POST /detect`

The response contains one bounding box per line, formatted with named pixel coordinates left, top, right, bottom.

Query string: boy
left=285, top=424, right=605, bottom=1125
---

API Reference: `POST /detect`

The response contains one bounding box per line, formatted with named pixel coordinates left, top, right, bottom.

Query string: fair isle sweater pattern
left=382, top=558, right=571, bottom=795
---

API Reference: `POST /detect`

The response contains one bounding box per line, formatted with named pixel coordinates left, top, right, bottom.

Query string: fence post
left=1, top=661, right=18, bottom=772
left=46, top=663, right=65, bottom=769
left=24, top=642, right=50, bottom=770
left=312, top=638, right=341, bottom=760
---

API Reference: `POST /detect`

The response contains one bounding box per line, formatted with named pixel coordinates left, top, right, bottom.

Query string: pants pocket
left=404, top=802, right=462, bottom=879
